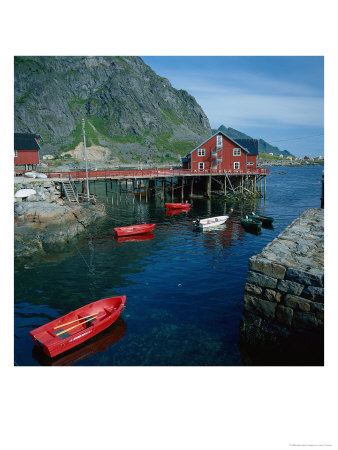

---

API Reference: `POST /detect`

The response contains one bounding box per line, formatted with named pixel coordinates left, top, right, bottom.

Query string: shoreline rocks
left=14, top=181, right=106, bottom=258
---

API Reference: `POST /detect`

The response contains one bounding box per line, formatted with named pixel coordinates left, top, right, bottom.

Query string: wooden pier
left=16, top=167, right=269, bottom=201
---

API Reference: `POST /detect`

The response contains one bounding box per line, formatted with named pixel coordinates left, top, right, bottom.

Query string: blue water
left=14, top=165, right=323, bottom=366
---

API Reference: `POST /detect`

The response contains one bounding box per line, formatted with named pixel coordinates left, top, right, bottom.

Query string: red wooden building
left=14, top=133, right=41, bottom=169
left=182, top=131, right=258, bottom=172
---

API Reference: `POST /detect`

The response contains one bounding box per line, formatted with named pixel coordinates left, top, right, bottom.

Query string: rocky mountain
left=14, top=56, right=211, bottom=164
left=212, top=125, right=293, bottom=157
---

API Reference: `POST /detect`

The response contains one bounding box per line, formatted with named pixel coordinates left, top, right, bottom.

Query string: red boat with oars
left=30, top=296, right=126, bottom=358
left=165, top=202, right=190, bottom=210
left=32, top=317, right=127, bottom=366
left=114, top=223, right=156, bottom=237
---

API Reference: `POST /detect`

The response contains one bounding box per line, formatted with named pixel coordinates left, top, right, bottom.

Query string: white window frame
left=197, top=148, right=205, bottom=157
left=198, top=162, right=205, bottom=170
left=14, top=149, right=18, bottom=157
left=234, top=161, right=240, bottom=170
left=233, top=148, right=241, bottom=156
left=247, top=161, right=254, bottom=166
left=216, top=135, right=223, bottom=148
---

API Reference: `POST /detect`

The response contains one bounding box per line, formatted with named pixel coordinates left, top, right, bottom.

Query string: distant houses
left=182, top=131, right=259, bottom=172
left=14, top=133, right=41, bottom=170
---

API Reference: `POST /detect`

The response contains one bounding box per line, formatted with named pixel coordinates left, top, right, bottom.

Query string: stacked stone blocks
left=241, top=209, right=324, bottom=343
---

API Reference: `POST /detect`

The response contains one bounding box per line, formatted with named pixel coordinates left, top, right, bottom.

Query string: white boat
left=24, top=172, right=37, bottom=178
left=35, top=173, right=48, bottom=179
left=193, top=215, right=229, bottom=230
left=15, top=188, right=37, bottom=198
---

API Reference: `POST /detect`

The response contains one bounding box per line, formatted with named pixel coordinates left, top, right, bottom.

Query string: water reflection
left=165, top=208, right=190, bottom=216
left=116, top=232, right=155, bottom=243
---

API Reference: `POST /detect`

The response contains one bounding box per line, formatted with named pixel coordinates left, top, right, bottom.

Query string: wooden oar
left=54, top=313, right=98, bottom=330
left=55, top=315, right=98, bottom=336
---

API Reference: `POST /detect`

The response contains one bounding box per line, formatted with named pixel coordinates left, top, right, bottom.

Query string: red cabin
left=14, top=133, right=41, bottom=170
left=182, top=131, right=258, bottom=172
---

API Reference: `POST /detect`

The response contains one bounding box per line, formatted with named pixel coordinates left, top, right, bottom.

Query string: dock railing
left=44, top=167, right=269, bottom=180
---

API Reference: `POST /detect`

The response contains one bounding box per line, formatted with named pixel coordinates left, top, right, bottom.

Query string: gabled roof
left=235, top=138, right=258, bottom=156
left=14, top=133, right=41, bottom=151
left=186, top=131, right=252, bottom=157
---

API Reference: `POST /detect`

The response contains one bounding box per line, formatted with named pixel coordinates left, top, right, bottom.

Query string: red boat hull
left=30, top=296, right=126, bottom=358
left=32, top=317, right=127, bottom=366
left=165, top=203, right=190, bottom=209
left=114, top=223, right=156, bottom=237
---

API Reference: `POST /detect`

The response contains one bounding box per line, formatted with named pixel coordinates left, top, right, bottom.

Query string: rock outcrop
left=14, top=181, right=106, bottom=258
left=14, top=56, right=211, bottom=163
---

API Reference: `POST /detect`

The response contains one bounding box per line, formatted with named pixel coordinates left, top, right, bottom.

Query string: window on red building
left=198, top=148, right=205, bottom=156
left=198, top=162, right=205, bottom=170
left=234, top=162, right=240, bottom=170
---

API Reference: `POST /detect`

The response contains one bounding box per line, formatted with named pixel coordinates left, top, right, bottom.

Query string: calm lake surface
left=14, top=165, right=323, bottom=366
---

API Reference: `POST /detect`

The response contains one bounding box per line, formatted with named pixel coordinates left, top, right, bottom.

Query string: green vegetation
left=16, top=91, right=31, bottom=105
left=115, top=57, right=131, bottom=74
left=258, top=152, right=284, bottom=160
left=160, top=107, right=181, bottom=126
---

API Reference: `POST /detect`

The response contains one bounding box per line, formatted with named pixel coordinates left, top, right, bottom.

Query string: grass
left=16, top=91, right=31, bottom=105
left=258, top=152, right=284, bottom=160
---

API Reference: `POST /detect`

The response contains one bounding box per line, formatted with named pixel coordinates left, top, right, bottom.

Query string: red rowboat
left=32, top=317, right=127, bottom=366
left=165, top=203, right=190, bottom=209
left=114, top=223, right=155, bottom=237
left=30, top=296, right=126, bottom=358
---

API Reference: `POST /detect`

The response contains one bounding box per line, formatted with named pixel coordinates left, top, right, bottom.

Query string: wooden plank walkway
left=35, top=167, right=269, bottom=181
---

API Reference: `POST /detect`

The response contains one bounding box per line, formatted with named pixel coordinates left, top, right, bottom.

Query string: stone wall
left=240, top=208, right=324, bottom=364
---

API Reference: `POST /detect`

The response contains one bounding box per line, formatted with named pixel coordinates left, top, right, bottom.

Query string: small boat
left=114, top=223, right=156, bottom=237
left=32, top=317, right=127, bottom=366
left=249, top=212, right=274, bottom=225
left=165, top=202, right=190, bottom=209
left=30, top=296, right=126, bottom=358
left=241, top=216, right=262, bottom=232
left=193, top=215, right=229, bottom=230
left=35, top=173, right=48, bottom=179
left=24, top=171, right=37, bottom=178
left=14, top=188, right=36, bottom=198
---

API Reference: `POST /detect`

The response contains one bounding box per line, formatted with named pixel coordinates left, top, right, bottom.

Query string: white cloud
left=165, top=69, right=324, bottom=130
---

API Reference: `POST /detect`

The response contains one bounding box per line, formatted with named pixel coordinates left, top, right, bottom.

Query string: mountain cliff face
left=15, top=56, right=211, bottom=163
left=212, top=125, right=293, bottom=157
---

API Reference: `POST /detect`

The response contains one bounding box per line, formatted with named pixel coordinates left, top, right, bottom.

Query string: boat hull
left=193, top=215, right=229, bottom=230
left=241, top=218, right=262, bottom=231
left=114, top=224, right=155, bottom=237
left=250, top=213, right=274, bottom=225
left=165, top=203, right=190, bottom=209
left=30, top=296, right=126, bottom=358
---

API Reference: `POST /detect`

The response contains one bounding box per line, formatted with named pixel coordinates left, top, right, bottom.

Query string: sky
left=142, top=56, right=324, bottom=158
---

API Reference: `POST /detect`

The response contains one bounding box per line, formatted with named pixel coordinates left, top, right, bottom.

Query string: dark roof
left=235, top=139, right=258, bottom=156
left=14, top=133, right=41, bottom=151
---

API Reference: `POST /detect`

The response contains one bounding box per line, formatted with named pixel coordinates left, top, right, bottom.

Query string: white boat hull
left=193, top=215, right=229, bottom=230
left=15, top=188, right=37, bottom=198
